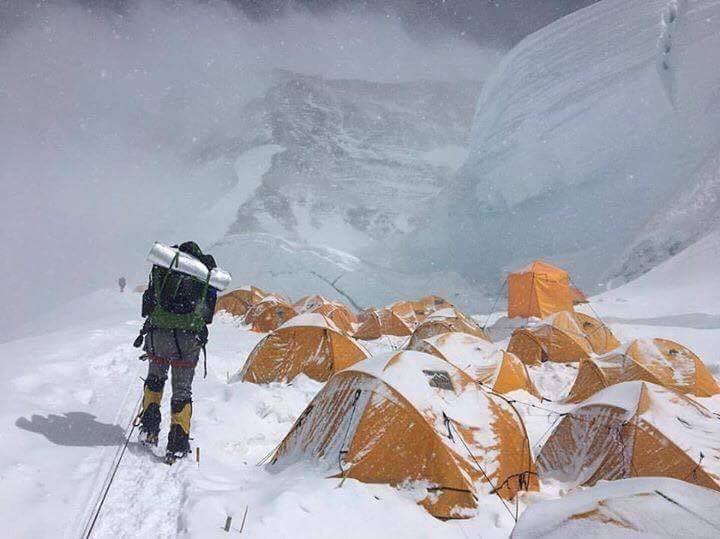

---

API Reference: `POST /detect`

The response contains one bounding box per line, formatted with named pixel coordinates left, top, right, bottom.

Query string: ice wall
left=404, top=0, right=720, bottom=292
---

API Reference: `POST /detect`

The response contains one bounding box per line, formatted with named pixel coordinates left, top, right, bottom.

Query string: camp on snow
left=268, top=350, right=538, bottom=519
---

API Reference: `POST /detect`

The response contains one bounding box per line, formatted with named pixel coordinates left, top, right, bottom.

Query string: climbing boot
left=165, top=399, right=192, bottom=463
left=138, top=375, right=164, bottom=446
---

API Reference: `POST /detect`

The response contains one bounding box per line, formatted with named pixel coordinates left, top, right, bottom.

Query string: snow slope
left=0, top=292, right=506, bottom=538
left=592, top=228, right=720, bottom=318
left=3, top=223, right=720, bottom=537
left=406, top=0, right=720, bottom=293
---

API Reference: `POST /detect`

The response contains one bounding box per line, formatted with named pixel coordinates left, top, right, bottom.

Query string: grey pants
left=144, top=328, right=201, bottom=402
left=146, top=360, right=196, bottom=402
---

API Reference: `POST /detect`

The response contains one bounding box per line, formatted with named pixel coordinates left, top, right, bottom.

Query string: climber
left=133, top=241, right=218, bottom=463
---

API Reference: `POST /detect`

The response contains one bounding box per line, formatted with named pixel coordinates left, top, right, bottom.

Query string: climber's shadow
left=16, top=412, right=125, bottom=447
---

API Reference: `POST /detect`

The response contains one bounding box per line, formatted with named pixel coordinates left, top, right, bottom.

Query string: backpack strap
left=154, top=252, right=181, bottom=298
left=202, top=345, right=208, bottom=379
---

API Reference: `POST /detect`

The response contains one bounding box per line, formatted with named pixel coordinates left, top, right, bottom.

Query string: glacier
left=401, top=0, right=720, bottom=293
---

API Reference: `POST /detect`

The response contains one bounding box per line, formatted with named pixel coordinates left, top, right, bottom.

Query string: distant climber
left=118, top=276, right=126, bottom=293
left=132, top=241, right=221, bottom=464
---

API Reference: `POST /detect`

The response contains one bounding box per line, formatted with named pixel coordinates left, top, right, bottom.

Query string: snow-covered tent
left=269, top=350, right=538, bottom=519
left=356, top=307, right=376, bottom=324
left=407, top=332, right=539, bottom=397
left=215, top=285, right=267, bottom=317
left=293, top=294, right=331, bottom=313
left=311, top=302, right=357, bottom=334
left=507, top=311, right=593, bottom=365
left=538, top=381, right=720, bottom=491
left=240, top=313, right=368, bottom=383
left=406, top=307, right=490, bottom=349
left=570, top=286, right=589, bottom=305
left=353, top=304, right=417, bottom=340
left=573, top=312, right=619, bottom=354
left=507, top=261, right=574, bottom=319
left=511, top=477, right=720, bottom=538
left=410, top=295, right=454, bottom=320
left=565, top=338, right=720, bottom=402
left=387, top=300, right=419, bottom=328
left=243, top=295, right=298, bottom=333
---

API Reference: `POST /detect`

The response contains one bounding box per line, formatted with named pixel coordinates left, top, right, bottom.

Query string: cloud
left=0, top=0, right=500, bottom=336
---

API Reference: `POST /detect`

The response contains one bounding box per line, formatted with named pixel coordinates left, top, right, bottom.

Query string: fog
left=0, top=0, right=500, bottom=337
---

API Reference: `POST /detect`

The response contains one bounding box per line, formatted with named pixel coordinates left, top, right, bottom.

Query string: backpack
left=142, top=242, right=218, bottom=333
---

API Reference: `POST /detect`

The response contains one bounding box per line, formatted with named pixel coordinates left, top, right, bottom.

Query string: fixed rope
left=570, top=278, right=612, bottom=331
left=481, top=278, right=508, bottom=331
left=82, top=393, right=143, bottom=539
left=654, top=490, right=720, bottom=531
left=257, top=404, right=316, bottom=467
left=532, top=414, right=564, bottom=452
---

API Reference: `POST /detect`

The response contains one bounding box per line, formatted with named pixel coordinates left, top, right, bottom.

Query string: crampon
left=138, top=430, right=159, bottom=447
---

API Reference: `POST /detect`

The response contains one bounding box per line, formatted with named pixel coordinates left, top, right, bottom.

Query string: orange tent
left=507, top=260, right=574, bottom=319
left=294, top=295, right=331, bottom=313
left=406, top=307, right=490, bottom=348
left=388, top=301, right=419, bottom=328
left=565, top=338, right=720, bottom=403
left=357, top=307, right=376, bottom=325
left=408, top=332, right=539, bottom=397
left=538, top=381, right=720, bottom=492
left=215, top=286, right=267, bottom=317
left=312, top=302, right=357, bottom=334
left=243, top=296, right=297, bottom=333
left=411, top=295, right=454, bottom=320
left=240, top=313, right=369, bottom=383
left=573, top=312, right=619, bottom=354
left=570, top=286, right=589, bottom=305
left=507, top=311, right=593, bottom=365
left=354, top=307, right=416, bottom=340
left=269, top=350, right=538, bottom=518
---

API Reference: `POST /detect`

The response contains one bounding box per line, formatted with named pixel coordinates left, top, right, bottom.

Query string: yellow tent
left=573, top=312, right=619, bottom=354
left=565, top=338, right=720, bottom=403
left=411, top=295, right=454, bottom=320
left=570, top=285, right=589, bottom=305
left=408, top=332, right=539, bottom=397
left=507, top=311, right=593, bottom=365
left=294, top=294, right=331, bottom=313
left=387, top=301, right=419, bottom=328
left=406, top=307, right=491, bottom=349
left=243, top=296, right=298, bottom=333
left=354, top=307, right=416, bottom=340
left=508, top=260, right=574, bottom=319
left=357, top=307, right=376, bottom=325
left=269, top=350, right=538, bottom=518
left=215, top=285, right=267, bottom=317
left=240, top=313, right=369, bottom=383
left=538, top=381, right=720, bottom=492
left=312, top=302, right=357, bottom=334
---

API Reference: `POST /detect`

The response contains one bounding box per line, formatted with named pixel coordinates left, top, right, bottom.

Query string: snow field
left=4, top=223, right=720, bottom=537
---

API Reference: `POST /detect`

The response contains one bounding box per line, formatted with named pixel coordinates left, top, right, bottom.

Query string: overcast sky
left=0, top=0, right=600, bottom=335
left=3, top=0, right=599, bottom=48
